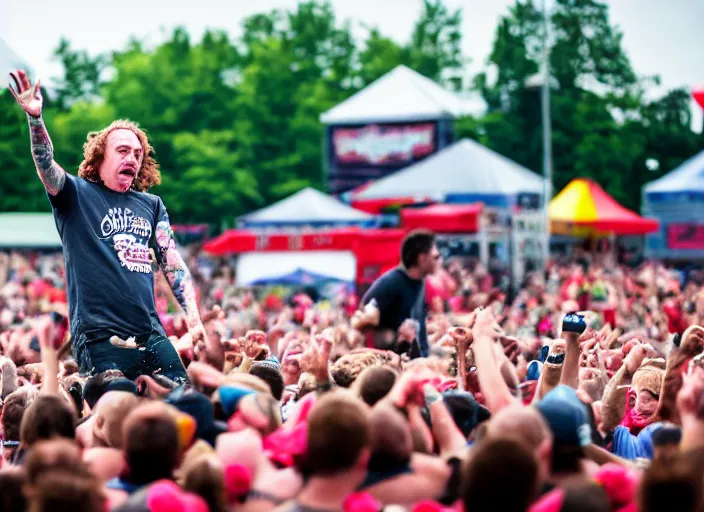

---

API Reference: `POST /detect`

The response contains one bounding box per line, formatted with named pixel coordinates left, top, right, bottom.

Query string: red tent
left=203, top=228, right=361, bottom=255
left=549, top=178, right=659, bottom=235
left=351, top=197, right=425, bottom=214
left=203, top=227, right=406, bottom=286
left=345, top=181, right=431, bottom=214
left=401, top=203, right=483, bottom=233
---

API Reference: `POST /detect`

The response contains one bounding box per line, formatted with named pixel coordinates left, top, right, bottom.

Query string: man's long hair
left=78, top=119, right=161, bottom=192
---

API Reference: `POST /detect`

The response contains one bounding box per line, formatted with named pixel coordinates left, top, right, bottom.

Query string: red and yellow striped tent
left=549, top=178, right=659, bottom=236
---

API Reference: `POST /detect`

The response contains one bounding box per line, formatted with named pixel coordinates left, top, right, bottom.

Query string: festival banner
left=667, top=223, right=704, bottom=250
left=332, top=122, right=436, bottom=166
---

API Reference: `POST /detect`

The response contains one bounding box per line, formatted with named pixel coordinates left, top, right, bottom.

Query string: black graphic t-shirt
left=362, top=267, right=428, bottom=357
left=49, top=174, right=168, bottom=339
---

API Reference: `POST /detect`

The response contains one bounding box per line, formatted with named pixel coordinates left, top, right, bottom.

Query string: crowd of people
left=1, top=243, right=704, bottom=512
left=4, top=68, right=704, bottom=512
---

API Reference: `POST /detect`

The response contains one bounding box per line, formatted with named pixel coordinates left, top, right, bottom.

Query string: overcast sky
left=2, top=0, right=702, bottom=129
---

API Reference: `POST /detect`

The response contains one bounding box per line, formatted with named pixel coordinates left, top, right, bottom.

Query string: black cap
left=441, top=389, right=491, bottom=438
left=83, top=373, right=139, bottom=410
left=164, top=386, right=228, bottom=446
left=651, top=425, right=682, bottom=446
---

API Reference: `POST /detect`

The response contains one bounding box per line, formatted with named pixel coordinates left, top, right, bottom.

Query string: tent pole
left=479, top=212, right=489, bottom=268
left=541, top=0, right=553, bottom=268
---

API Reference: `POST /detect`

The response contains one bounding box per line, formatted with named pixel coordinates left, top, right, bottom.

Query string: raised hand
left=222, top=338, right=244, bottom=373
left=389, top=368, right=434, bottom=408
left=397, top=319, right=418, bottom=343
left=242, top=331, right=270, bottom=360
left=173, top=333, right=195, bottom=363
left=472, top=307, right=502, bottom=342
left=300, top=334, right=333, bottom=383
left=8, top=70, right=43, bottom=118
left=189, top=321, right=209, bottom=347
left=202, top=304, right=225, bottom=324
left=680, top=325, right=704, bottom=357
left=677, top=361, right=704, bottom=421
left=498, top=335, right=521, bottom=364
left=449, top=326, right=472, bottom=347
left=32, top=315, right=57, bottom=351
left=350, top=301, right=380, bottom=330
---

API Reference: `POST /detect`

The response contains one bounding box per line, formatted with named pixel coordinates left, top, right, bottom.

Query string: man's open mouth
left=119, top=168, right=137, bottom=177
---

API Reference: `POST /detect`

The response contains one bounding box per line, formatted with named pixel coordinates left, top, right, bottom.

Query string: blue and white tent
left=642, top=150, right=704, bottom=260
left=238, top=187, right=376, bottom=229
left=644, top=150, right=704, bottom=203
left=249, top=268, right=349, bottom=287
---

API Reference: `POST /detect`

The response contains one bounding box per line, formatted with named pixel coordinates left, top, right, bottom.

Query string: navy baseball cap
left=536, top=385, right=591, bottom=448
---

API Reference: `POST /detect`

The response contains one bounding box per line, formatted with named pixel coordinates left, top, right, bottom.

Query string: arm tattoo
left=155, top=220, right=201, bottom=328
left=28, top=115, right=66, bottom=196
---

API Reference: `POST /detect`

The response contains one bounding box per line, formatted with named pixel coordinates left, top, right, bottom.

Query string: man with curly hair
left=8, top=70, right=204, bottom=383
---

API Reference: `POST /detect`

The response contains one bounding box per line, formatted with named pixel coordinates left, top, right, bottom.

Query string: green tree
left=0, top=90, right=47, bottom=212
left=358, top=0, right=466, bottom=89
left=407, top=0, right=465, bottom=89
left=617, top=88, right=703, bottom=209
left=0, top=0, right=472, bottom=223
left=474, top=0, right=702, bottom=210
left=549, top=0, right=636, bottom=90
left=358, top=27, right=406, bottom=86
left=102, top=28, right=249, bottom=222
left=52, top=38, right=107, bottom=110
left=49, top=100, right=116, bottom=174
left=162, top=131, right=259, bottom=223
left=233, top=1, right=359, bottom=204
left=470, top=1, right=542, bottom=172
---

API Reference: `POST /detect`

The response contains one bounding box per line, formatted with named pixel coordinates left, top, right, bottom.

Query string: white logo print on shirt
left=100, top=208, right=153, bottom=274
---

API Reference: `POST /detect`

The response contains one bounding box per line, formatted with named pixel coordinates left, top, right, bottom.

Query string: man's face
left=418, top=245, right=440, bottom=276
left=99, top=129, right=143, bottom=193
left=635, top=389, right=659, bottom=418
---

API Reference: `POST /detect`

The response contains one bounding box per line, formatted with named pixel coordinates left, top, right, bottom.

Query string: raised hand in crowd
left=677, top=356, right=704, bottom=451
left=299, top=334, right=334, bottom=386
left=8, top=70, right=43, bottom=118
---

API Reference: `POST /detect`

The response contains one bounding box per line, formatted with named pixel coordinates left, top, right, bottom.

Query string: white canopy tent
left=643, top=150, right=704, bottom=259
left=352, top=138, right=544, bottom=207
left=320, top=65, right=485, bottom=125
left=238, top=187, right=374, bottom=228
left=644, top=149, right=704, bottom=200
left=0, top=213, right=61, bottom=249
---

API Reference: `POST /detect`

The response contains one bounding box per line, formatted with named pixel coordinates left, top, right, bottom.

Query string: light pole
left=540, top=0, right=553, bottom=267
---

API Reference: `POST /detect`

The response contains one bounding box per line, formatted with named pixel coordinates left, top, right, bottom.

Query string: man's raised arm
left=8, top=70, right=66, bottom=196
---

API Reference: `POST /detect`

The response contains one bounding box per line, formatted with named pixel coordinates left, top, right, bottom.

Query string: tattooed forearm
left=155, top=220, right=201, bottom=328
left=28, top=115, right=66, bottom=196
left=162, top=260, right=200, bottom=327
